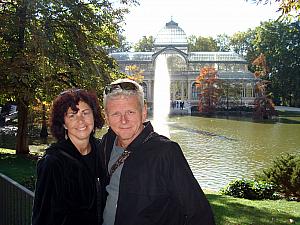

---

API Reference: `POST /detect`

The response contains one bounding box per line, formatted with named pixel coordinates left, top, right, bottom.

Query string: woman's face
left=64, top=100, right=94, bottom=144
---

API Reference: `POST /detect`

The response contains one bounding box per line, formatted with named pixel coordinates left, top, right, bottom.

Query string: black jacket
left=32, top=137, right=106, bottom=225
left=101, top=121, right=215, bottom=225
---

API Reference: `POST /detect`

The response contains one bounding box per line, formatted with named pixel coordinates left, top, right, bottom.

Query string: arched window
left=191, top=82, right=200, bottom=100
left=246, top=84, right=253, bottom=97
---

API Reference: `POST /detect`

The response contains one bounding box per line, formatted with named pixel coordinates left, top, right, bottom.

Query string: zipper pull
left=96, top=177, right=101, bottom=192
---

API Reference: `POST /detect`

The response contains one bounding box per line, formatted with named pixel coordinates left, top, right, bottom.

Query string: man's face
left=105, top=95, right=147, bottom=148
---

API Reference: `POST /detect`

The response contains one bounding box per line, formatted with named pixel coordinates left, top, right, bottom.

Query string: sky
left=122, top=0, right=282, bottom=44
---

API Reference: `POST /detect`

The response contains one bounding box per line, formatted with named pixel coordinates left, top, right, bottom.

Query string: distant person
left=32, top=89, right=106, bottom=225
left=101, top=78, right=215, bottom=225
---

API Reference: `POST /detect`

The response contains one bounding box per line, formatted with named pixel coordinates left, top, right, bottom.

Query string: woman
left=32, top=89, right=106, bottom=225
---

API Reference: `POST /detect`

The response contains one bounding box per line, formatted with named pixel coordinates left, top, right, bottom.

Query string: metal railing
left=0, top=173, right=34, bottom=225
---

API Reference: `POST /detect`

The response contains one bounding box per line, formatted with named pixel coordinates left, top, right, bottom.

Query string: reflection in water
left=150, top=115, right=300, bottom=191
left=169, top=124, right=237, bottom=141
left=153, top=54, right=170, bottom=137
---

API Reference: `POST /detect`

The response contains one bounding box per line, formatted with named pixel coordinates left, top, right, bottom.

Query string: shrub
left=256, top=153, right=300, bottom=200
left=21, top=175, right=36, bottom=192
left=220, top=178, right=276, bottom=200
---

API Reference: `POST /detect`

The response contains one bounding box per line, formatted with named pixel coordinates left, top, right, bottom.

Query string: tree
left=195, top=67, right=221, bottom=114
left=125, top=65, right=144, bottom=83
left=133, top=36, right=154, bottom=52
left=252, top=53, right=277, bottom=119
left=188, top=35, right=218, bottom=52
left=250, top=20, right=300, bottom=106
left=215, top=34, right=231, bottom=52
left=109, top=34, right=132, bottom=52
left=229, top=30, right=256, bottom=57
left=246, top=0, right=300, bottom=20
left=0, top=0, right=137, bottom=154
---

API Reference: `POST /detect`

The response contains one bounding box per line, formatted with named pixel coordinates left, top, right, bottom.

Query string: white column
left=181, top=81, right=184, bottom=100
left=148, top=81, right=152, bottom=101
left=187, top=80, right=191, bottom=101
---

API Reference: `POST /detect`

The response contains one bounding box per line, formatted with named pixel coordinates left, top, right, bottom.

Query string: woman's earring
left=65, top=129, right=68, bottom=140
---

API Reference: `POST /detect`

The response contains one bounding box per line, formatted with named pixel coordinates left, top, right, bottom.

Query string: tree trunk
left=15, top=1, right=30, bottom=154
left=40, top=104, right=48, bottom=138
left=16, top=97, right=29, bottom=154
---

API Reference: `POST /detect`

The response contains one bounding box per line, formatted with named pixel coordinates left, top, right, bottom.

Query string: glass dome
left=154, top=20, right=188, bottom=46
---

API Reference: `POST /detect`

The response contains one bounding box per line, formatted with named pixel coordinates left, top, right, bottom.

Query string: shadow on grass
left=207, top=194, right=299, bottom=225
left=278, top=111, right=300, bottom=118
left=0, top=153, right=38, bottom=191
left=276, top=117, right=300, bottom=124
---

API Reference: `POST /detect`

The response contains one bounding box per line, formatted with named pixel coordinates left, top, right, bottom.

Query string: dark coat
left=101, top=121, right=215, bottom=225
left=32, top=137, right=106, bottom=225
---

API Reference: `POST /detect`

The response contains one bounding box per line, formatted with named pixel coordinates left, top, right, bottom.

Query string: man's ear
left=142, top=102, right=147, bottom=122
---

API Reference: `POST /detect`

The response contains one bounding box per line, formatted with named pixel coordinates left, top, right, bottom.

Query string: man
left=101, top=78, right=215, bottom=225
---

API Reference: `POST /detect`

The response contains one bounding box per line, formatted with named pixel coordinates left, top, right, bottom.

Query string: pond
left=156, top=115, right=300, bottom=191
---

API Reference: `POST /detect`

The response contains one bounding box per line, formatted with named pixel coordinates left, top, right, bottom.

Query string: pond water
left=154, top=115, right=300, bottom=191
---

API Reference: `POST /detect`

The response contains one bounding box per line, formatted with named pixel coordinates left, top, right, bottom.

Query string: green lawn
left=0, top=148, right=299, bottom=225
left=0, top=148, right=38, bottom=190
left=207, top=192, right=299, bottom=224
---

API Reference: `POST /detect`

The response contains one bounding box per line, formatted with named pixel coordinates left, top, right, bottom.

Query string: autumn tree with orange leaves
left=125, top=65, right=144, bottom=83
left=252, top=53, right=277, bottom=119
left=195, top=67, right=221, bottom=114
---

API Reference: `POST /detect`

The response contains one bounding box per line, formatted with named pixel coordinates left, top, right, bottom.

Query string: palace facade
left=110, top=20, right=257, bottom=109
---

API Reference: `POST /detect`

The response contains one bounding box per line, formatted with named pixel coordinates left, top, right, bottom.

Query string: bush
left=20, top=175, right=36, bottom=191
left=220, top=178, right=277, bottom=200
left=256, top=153, right=300, bottom=200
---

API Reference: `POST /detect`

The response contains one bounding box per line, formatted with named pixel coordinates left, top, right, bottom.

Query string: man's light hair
left=103, top=78, right=145, bottom=111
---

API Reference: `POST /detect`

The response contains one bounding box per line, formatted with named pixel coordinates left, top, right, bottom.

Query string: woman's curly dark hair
left=50, top=89, right=104, bottom=140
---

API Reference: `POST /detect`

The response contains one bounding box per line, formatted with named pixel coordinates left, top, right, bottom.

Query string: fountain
left=152, top=54, right=171, bottom=137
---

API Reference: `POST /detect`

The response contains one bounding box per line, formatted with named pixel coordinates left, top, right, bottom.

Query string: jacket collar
left=50, top=136, right=97, bottom=160
left=102, top=121, right=156, bottom=174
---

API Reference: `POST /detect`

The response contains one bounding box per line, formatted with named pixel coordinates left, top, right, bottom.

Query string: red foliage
left=195, top=67, right=221, bottom=114
left=253, top=95, right=277, bottom=119
left=252, top=53, right=268, bottom=78
left=252, top=53, right=277, bottom=119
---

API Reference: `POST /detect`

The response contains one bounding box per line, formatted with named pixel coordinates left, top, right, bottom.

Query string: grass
left=1, top=148, right=299, bottom=225
left=207, top=192, right=299, bottom=225
left=0, top=148, right=37, bottom=190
